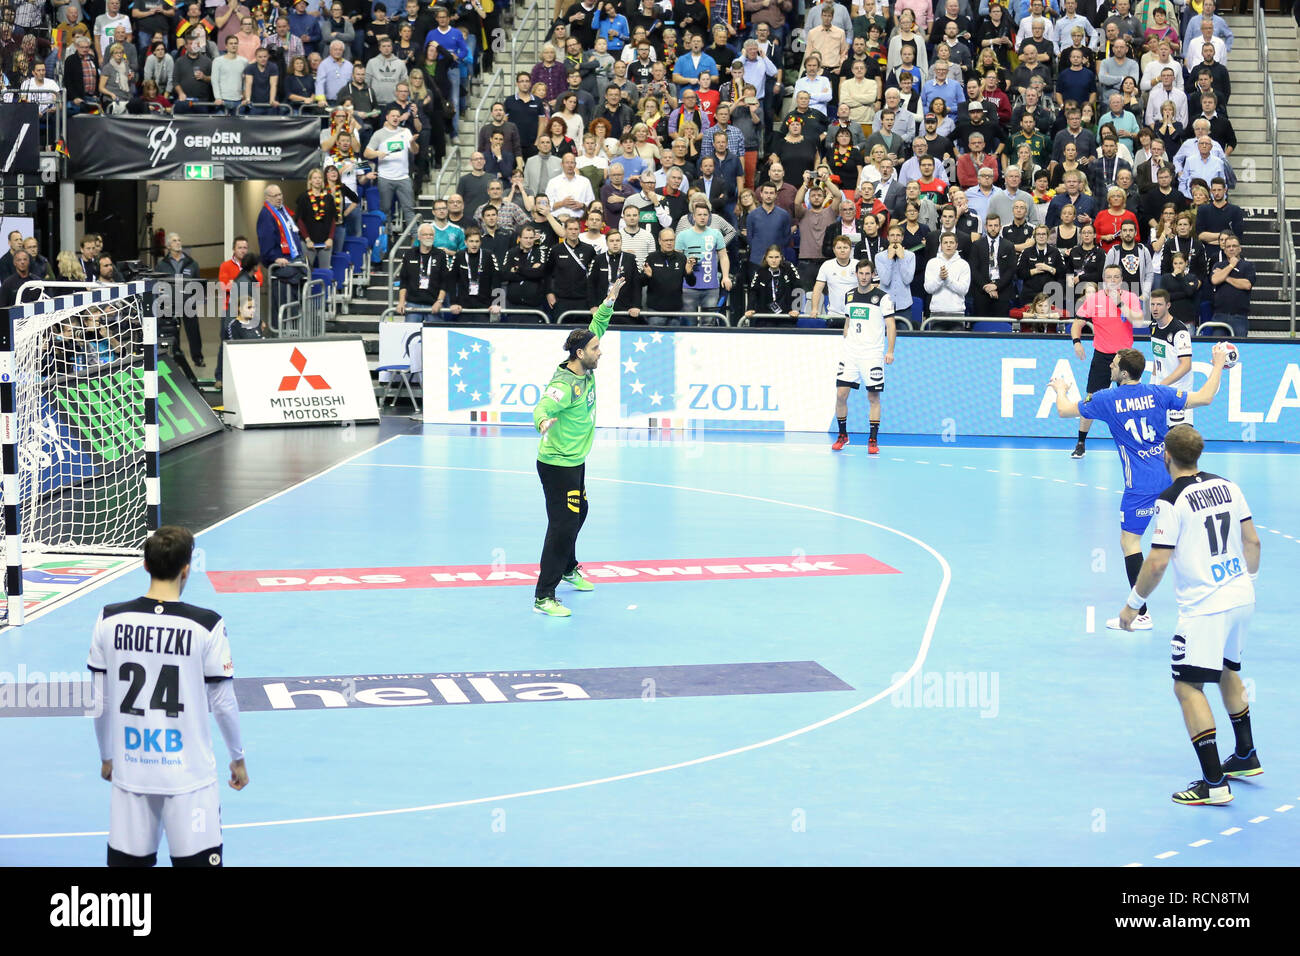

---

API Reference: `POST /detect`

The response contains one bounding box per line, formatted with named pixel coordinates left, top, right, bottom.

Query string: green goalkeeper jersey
left=533, top=302, right=614, bottom=466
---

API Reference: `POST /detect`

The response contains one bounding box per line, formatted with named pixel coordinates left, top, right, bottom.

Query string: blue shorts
left=1120, top=489, right=1160, bottom=534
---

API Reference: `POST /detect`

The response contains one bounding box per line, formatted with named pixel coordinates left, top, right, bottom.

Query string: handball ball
left=1214, top=341, right=1239, bottom=370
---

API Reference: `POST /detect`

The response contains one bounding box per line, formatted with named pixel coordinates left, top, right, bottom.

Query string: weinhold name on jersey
left=1184, top=484, right=1233, bottom=512
left=113, top=624, right=193, bottom=656
left=49, top=886, right=152, bottom=936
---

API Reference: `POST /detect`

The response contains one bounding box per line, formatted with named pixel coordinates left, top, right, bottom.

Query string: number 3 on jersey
left=1123, top=416, right=1157, bottom=443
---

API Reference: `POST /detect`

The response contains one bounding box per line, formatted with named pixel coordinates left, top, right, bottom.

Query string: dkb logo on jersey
left=448, top=331, right=492, bottom=411
left=125, top=728, right=184, bottom=752
left=1211, top=558, right=1243, bottom=582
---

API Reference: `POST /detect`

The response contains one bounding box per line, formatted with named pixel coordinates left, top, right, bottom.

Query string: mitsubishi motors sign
left=222, top=338, right=379, bottom=428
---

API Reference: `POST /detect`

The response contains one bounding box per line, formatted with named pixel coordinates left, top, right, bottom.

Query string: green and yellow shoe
left=533, top=596, right=572, bottom=617
left=562, top=566, right=595, bottom=591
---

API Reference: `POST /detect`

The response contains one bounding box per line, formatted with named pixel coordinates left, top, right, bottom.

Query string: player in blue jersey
left=1049, top=346, right=1229, bottom=630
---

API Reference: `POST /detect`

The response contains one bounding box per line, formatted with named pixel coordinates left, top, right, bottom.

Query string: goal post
left=1, top=281, right=160, bottom=626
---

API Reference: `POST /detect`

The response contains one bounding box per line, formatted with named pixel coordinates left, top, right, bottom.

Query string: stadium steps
left=327, top=3, right=552, bottom=395
left=1220, top=15, right=1300, bottom=207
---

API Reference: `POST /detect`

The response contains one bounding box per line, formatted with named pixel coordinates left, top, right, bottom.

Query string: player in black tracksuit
left=590, top=236, right=642, bottom=322
left=501, top=226, right=550, bottom=323
left=445, top=229, right=501, bottom=320
left=641, top=229, right=696, bottom=325
left=547, top=219, right=597, bottom=324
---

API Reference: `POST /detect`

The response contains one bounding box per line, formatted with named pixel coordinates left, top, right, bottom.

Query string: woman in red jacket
left=1092, top=186, right=1139, bottom=253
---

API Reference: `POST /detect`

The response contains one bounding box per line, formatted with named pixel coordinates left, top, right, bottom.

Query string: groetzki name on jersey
left=113, top=623, right=194, bottom=656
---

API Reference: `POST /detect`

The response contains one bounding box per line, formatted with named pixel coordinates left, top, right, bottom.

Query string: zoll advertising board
left=222, top=337, right=379, bottom=429
left=421, top=327, right=1300, bottom=441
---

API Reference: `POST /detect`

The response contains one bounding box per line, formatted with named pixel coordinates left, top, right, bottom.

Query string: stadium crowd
left=0, top=0, right=1261, bottom=334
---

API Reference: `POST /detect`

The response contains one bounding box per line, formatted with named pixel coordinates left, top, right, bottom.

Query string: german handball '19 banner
left=67, top=115, right=322, bottom=181
left=422, top=327, right=1300, bottom=442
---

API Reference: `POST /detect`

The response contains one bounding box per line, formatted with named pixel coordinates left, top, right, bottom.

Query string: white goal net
left=2, top=281, right=159, bottom=625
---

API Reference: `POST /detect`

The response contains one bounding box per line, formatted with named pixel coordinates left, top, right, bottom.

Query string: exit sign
left=184, top=164, right=213, bottom=180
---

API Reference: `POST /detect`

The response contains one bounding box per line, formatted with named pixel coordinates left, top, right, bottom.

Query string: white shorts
left=1171, top=603, right=1252, bottom=684
left=1167, top=405, right=1194, bottom=428
left=837, top=350, right=885, bottom=392
left=110, top=782, right=222, bottom=862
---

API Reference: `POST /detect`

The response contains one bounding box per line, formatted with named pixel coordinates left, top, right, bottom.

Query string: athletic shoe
left=1222, top=751, right=1263, bottom=778
left=1172, top=778, right=1233, bottom=806
left=533, top=597, right=572, bottom=617
left=1106, top=613, right=1152, bottom=631
left=832, top=435, right=849, bottom=451
left=868, top=438, right=879, bottom=455
left=1071, top=442, right=1086, bottom=459
left=562, top=566, right=595, bottom=591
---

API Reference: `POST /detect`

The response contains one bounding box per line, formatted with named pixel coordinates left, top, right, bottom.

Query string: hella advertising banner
left=421, top=328, right=1300, bottom=442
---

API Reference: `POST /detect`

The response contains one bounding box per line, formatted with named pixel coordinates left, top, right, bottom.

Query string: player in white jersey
left=810, top=235, right=860, bottom=319
left=88, top=526, right=248, bottom=866
left=1119, top=426, right=1262, bottom=806
left=1147, top=288, right=1194, bottom=426
left=832, top=258, right=896, bottom=455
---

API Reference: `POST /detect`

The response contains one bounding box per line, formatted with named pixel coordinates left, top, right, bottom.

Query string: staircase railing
left=385, top=214, right=425, bottom=312
left=1253, top=4, right=1295, bottom=336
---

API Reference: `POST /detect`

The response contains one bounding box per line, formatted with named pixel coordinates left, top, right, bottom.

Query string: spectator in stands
left=96, top=254, right=119, bottom=284
left=294, top=167, right=337, bottom=272
left=955, top=131, right=997, bottom=188
left=156, top=232, right=204, bottom=365
left=1195, top=177, right=1243, bottom=252
left=20, top=239, right=49, bottom=282
left=229, top=13, right=260, bottom=61
left=1209, top=231, right=1252, bottom=340
left=257, top=183, right=310, bottom=320
left=924, top=232, right=970, bottom=327
left=285, top=55, right=319, bottom=111
left=64, top=35, right=100, bottom=114
left=365, top=34, right=406, bottom=104
left=315, top=39, right=351, bottom=103
left=0, top=232, right=23, bottom=283
left=95, top=0, right=131, bottom=58
left=55, top=249, right=83, bottom=283
left=970, top=213, right=1018, bottom=317
left=1178, top=136, right=1229, bottom=200
left=456, top=150, right=493, bottom=218
left=211, top=34, right=248, bottom=113
left=500, top=225, right=550, bottom=322
left=241, top=45, right=283, bottom=113
left=363, top=106, right=416, bottom=228
left=142, top=40, right=173, bottom=94
left=1090, top=135, right=1133, bottom=196
left=131, top=0, right=176, bottom=56
left=1098, top=39, right=1138, bottom=103
left=174, top=32, right=213, bottom=112
left=264, top=16, right=306, bottom=74
left=56, top=4, right=93, bottom=51
left=642, top=227, right=694, bottom=326
left=0, top=251, right=39, bottom=309
left=545, top=152, right=596, bottom=223
left=287, top=0, right=322, bottom=57
left=396, top=222, right=446, bottom=321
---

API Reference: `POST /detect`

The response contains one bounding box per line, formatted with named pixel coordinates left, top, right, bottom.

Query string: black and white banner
left=67, top=115, right=322, bottom=181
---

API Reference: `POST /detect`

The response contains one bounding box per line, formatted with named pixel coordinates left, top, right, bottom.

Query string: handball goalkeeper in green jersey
left=531, top=277, right=625, bottom=617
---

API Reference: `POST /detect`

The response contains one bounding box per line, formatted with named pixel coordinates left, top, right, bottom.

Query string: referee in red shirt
left=1068, top=264, right=1144, bottom=458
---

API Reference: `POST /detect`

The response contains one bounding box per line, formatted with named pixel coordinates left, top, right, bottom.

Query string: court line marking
left=10, top=433, right=1290, bottom=849
left=0, top=434, right=414, bottom=633
left=0, top=459, right=952, bottom=840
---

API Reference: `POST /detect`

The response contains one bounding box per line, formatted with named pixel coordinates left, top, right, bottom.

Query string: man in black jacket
left=591, top=231, right=642, bottom=322
left=396, top=222, right=447, bottom=321
left=157, top=232, right=205, bottom=366
left=445, top=227, right=500, bottom=320
left=970, top=214, right=1019, bottom=317
left=1017, top=224, right=1066, bottom=303
left=641, top=227, right=696, bottom=326
left=501, top=225, right=550, bottom=323
left=547, top=217, right=596, bottom=323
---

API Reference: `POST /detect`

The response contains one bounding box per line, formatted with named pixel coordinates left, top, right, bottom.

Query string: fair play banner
left=222, top=337, right=379, bottom=429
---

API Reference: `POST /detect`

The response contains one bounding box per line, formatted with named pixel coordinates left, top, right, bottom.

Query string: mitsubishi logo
left=278, top=347, right=331, bottom=391
left=147, top=122, right=178, bottom=167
